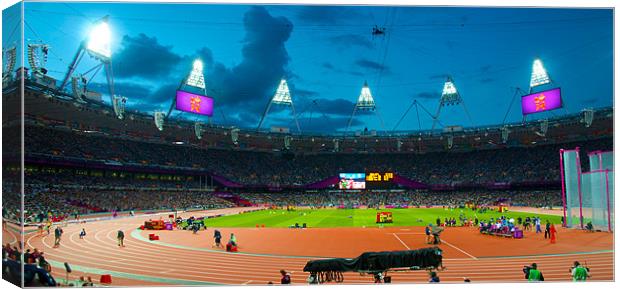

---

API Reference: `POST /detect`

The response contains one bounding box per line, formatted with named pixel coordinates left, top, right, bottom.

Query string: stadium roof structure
left=10, top=81, right=613, bottom=154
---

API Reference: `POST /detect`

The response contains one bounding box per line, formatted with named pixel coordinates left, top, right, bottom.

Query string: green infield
left=201, top=208, right=562, bottom=228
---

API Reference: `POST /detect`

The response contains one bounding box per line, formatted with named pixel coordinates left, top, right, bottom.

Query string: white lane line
left=392, top=233, right=411, bottom=250
left=441, top=239, right=478, bottom=260
left=242, top=280, right=253, bottom=285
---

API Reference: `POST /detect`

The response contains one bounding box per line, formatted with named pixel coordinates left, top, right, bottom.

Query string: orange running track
left=4, top=208, right=614, bottom=286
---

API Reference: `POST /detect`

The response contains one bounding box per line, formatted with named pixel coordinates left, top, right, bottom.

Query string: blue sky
left=6, top=2, right=614, bottom=133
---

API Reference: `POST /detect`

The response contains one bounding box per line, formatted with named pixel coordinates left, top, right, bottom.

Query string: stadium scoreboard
left=366, top=172, right=394, bottom=182
left=366, top=172, right=395, bottom=189
left=338, top=172, right=396, bottom=190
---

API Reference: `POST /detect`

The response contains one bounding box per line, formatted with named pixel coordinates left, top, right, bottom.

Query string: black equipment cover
left=303, top=247, right=443, bottom=273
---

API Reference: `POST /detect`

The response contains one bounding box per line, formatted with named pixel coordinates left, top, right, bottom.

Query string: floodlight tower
left=346, top=81, right=385, bottom=132
left=257, top=79, right=301, bottom=133
left=165, top=59, right=208, bottom=119
left=155, top=59, right=209, bottom=132
left=59, top=16, right=123, bottom=118
left=431, top=76, right=473, bottom=130
left=524, top=57, right=559, bottom=125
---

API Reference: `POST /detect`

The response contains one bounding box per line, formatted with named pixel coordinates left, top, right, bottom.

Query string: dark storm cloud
left=480, top=65, right=492, bottom=73
left=582, top=97, right=599, bottom=104
left=322, top=62, right=335, bottom=70
left=292, top=88, right=319, bottom=98
left=275, top=116, right=365, bottom=132
left=91, top=81, right=152, bottom=99
left=347, top=71, right=365, bottom=77
left=295, top=6, right=365, bottom=24
left=149, top=83, right=180, bottom=104
left=355, top=59, right=389, bottom=72
left=126, top=100, right=168, bottom=113
left=328, top=34, right=373, bottom=49
left=206, top=6, right=293, bottom=110
left=113, top=33, right=182, bottom=79
left=295, top=98, right=372, bottom=117
left=194, top=47, right=214, bottom=69
left=416, top=92, right=441, bottom=99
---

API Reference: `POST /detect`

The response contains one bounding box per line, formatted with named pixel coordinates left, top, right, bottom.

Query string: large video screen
left=176, top=90, right=214, bottom=116
left=339, top=173, right=366, bottom=190
left=521, top=87, right=562, bottom=115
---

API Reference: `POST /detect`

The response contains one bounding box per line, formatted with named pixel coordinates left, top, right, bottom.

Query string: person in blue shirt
left=429, top=271, right=440, bottom=283
left=213, top=230, right=222, bottom=248
left=425, top=225, right=432, bottom=244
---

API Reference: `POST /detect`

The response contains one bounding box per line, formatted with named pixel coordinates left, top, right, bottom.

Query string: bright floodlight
left=530, top=58, right=550, bottom=88
left=186, top=59, right=206, bottom=89
left=356, top=81, right=376, bottom=110
left=441, top=80, right=457, bottom=96
left=86, top=21, right=111, bottom=59
left=439, top=77, right=462, bottom=106
left=272, top=79, right=293, bottom=104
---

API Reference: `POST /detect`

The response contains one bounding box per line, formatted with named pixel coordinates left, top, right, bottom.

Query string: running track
left=3, top=208, right=614, bottom=285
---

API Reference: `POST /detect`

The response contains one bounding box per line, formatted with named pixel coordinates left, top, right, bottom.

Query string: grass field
left=201, top=208, right=562, bottom=228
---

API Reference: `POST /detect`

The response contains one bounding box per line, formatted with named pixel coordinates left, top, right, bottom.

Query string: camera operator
left=523, top=263, right=544, bottom=282
left=570, top=261, right=590, bottom=281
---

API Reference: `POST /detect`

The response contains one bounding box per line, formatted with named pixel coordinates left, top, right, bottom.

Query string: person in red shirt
left=549, top=224, right=557, bottom=244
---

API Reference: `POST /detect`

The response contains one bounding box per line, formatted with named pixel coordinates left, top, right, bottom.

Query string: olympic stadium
left=1, top=2, right=615, bottom=287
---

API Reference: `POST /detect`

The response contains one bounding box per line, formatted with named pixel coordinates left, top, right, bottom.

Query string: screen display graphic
left=339, top=173, right=366, bottom=190
left=521, top=88, right=562, bottom=115
left=176, top=90, right=214, bottom=116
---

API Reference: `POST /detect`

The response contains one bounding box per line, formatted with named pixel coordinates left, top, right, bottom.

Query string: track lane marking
left=441, top=239, right=478, bottom=260
left=392, top=233, right=411, bottom=250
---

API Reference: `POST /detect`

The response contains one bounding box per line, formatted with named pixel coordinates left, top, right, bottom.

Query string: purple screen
left=176, top=90, right=213, bottom=116
left=521, top=88, right=562, bottom=115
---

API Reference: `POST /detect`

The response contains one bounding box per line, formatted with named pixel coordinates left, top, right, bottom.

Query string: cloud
left=150, top=83, right=181, bottom=104
left=347, top=71, right=365, bottom=77
left=416, top=92, right=441, bottom=99
left=113, top=33, right=182, bottom=79
left=295, top=6, right=365, bottom=24
left=295, top=98, right=373, bottom=117
left=292, top=88, right=319, bottom=98
left=328, top=34, right=373, bottom=49
left=274, top=116, right=365, bottom=132
left=90, top=81, right=152, bottom=99
left=480, top=64, right=492, bottom=73
left=479, top=78, right=494, bottom=83
left=355, top=59, right=389, bottom=72
left=582, top=97, right=599, bottom=104
left=102, top=7, right=296, bottom=129
left=322, top=62, right=335, bottom=70
left=194, top=47, right=214, bottom=69
left=206, top=6, right=293, bottom=110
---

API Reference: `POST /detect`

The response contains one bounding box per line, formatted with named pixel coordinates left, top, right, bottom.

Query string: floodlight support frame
left=256, top=80, right=302, bottom=133
left=59, top=37, right=119, bottom=118
left=431, top=76, right=473, bottom=130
